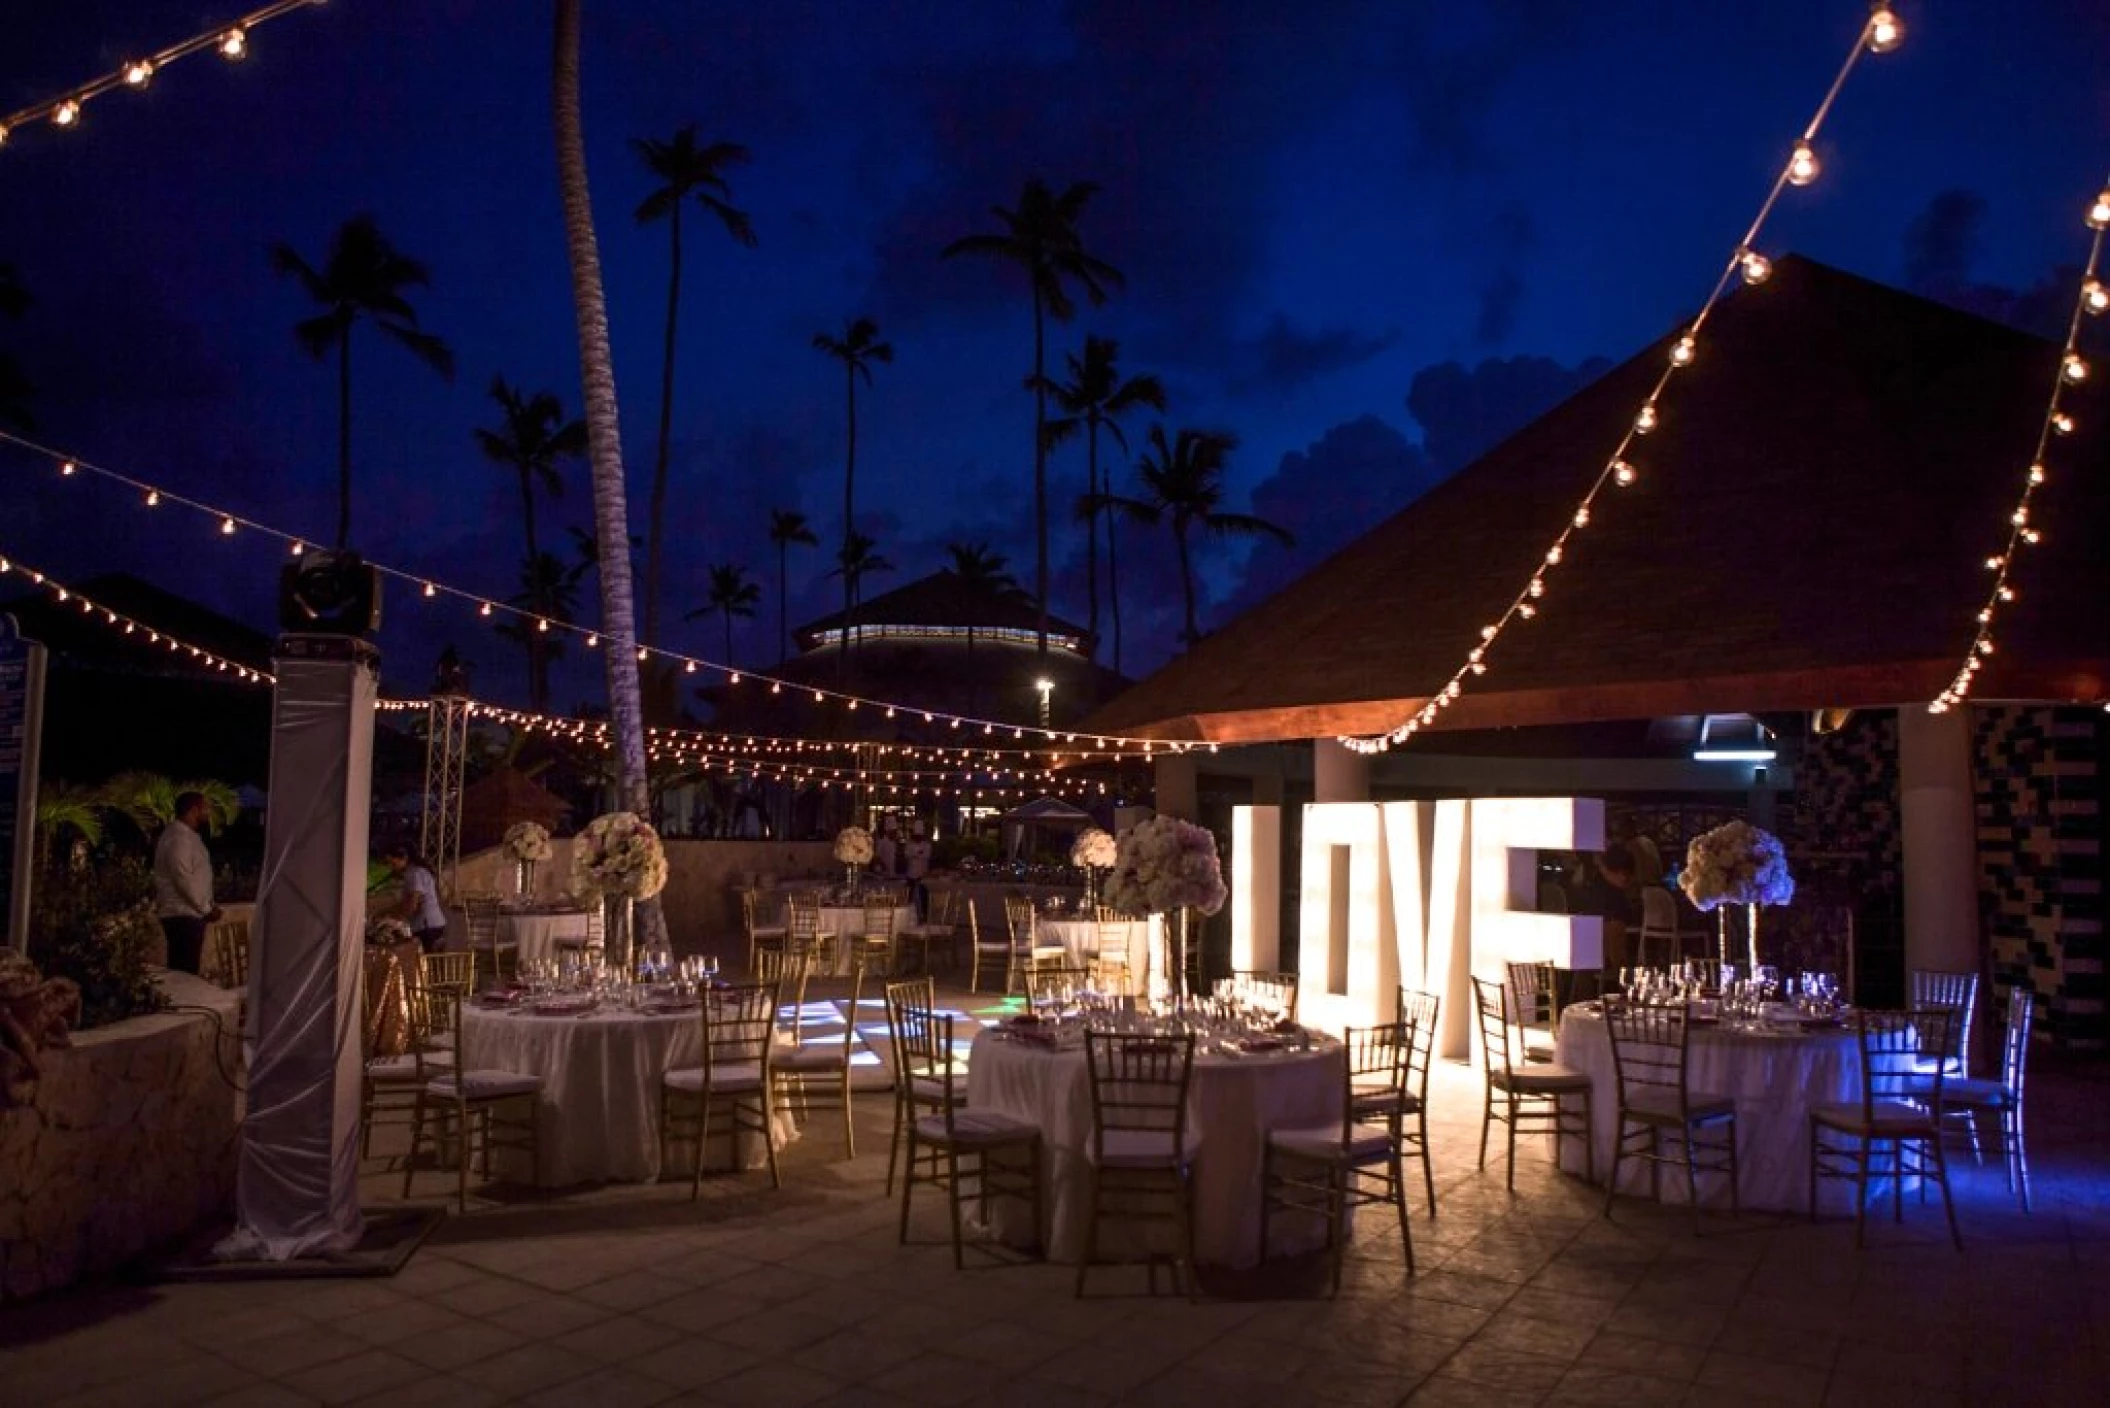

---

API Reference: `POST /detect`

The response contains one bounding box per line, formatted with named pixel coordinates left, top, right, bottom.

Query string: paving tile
left=389, top=1317, right=529, bottom=1372
left=49, top=1353, right=258, bottom=1408
left=1693, top=1348, right=1830, bottom=1404
left=696, top=1360, right=847, bottom=1407
left=1580, top=1329, right=1708, bottom=1382
left=200, top=1385, right=324, bottom=1407
left=519, top=1365, right=682, bottom=1408
left=1549, top=1364, right=1690, bottom=1406
left=276, top=1347, right=428, bottom=1405
left=448, top=1341, right=602, bottom=1399
left=212, top=1327, right=373, bottom=1380
left=626, top=1337, right=763, bottom=1391
left=1425, top=1343, right=1571, bottom=1396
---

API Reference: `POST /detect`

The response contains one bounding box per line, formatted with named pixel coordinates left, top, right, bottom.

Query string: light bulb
left=1635, top=404, right=1658, bottom=434
left=2052, top=412, right=2075, bottom=435
left=2064, top=354, right=2089, bottom=383
left=479, top=601, right=493, bottom=617
left=289, top=540, right=304, bottom=556
left=123, top=60, right=154, bottom=87
left=53, top=100, right=81, bottom=128
left=1670, top=335, right=1696, bottom=367
left=220, top=28, right=248, bottom=60
left=2090, top=191, right=2110, bottom=230
left=1787, top=141, right=1820, bottom=187
left=219, top=516, right=236, bottom=535
left=0, top=122, right=10, bottom=147
left=144, top=489, right=159, bottom=506
left=1740, top=250, right=1773, bottom=285
left=1573, top=505, right=1591, bottom=527
left=2028, top=463, right=2046, bottom=485
left=1527, top=578, right=1545, bottom=597
left=586, top=632, right=598, bottom=646
left=60, top=460, right=76, bottom=476
left=1867, top=7, right=1904, bottom=53
left=537, top=618, right=550, bottom=633
left=2084, top=280, right=2109, bottom=315
left=1545, top=545, right=1563, bottom=564
left=422, top=581, right=436, bottom=597
left=1612, top=459, right=1637, bottom=486
left=2012, top=506, right=2029, bottom=526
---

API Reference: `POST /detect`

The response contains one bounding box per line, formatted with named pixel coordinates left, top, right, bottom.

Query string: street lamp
left=1035, top=676, right=1053, bottom=728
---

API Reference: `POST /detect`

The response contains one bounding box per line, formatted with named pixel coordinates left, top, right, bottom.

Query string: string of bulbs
left=0, top=429, right=1211, bottom=756
left=1339, top=4, right=1907, bottom=755
left=0, top=1, right=327, bottom=149
left=1928, top=180, right=2107, bottom=715
left=0, top=549, right=276, bottom=683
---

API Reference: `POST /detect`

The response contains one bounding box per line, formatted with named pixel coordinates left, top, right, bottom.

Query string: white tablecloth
left=499, top=908, right=593, bottom=967
left=462, top=1002, right=791, bottom=1186
left=1554, top=1006, right=1870, bottom=1211
left=967, top=1027, right=1344, bottom=1268
left=1034, top=918, right=1150, bottom=967
left=816, top=905, right=914, bottom=973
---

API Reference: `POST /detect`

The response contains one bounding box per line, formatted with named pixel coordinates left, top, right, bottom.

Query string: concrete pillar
left=1313, top=738, right=1372, bottom=804
left=1153, top=752, right=1199, bottom=820
left=1898, top=707, right=1980, bottom=979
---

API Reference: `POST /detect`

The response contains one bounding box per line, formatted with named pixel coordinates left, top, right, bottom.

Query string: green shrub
left=934, top=833, right=999, bottom=869
left=26, top=856, right=171, bottom=1030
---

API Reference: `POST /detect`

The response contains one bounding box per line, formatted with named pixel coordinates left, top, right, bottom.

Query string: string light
left=0, top=550, right=273, bottom=684
left=0, top=2, right=323, bottom=153
left=1931, top=172, right=2108, bottom=714
left=1340, top=5, right=1901, bottom=753
left=1, top=428, right=1183, bottom=754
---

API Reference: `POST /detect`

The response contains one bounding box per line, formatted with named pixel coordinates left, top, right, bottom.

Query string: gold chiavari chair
left=742, top=889, right=789, bottom=975
left=401, top=989, right=543, bottom=1212
left=1472, top=975, right=1593, bottom=1192
left=661, top=981, right=783, bottom=1194
left=1601, top=996, right=1739, bottom=1229
left=776, top=959, right=863, bottom=1159
left=207, top=917, right=251, bottom=990
left=787, top=895, right=839, bottom=975
left=464, top=896, right=513, bottom=988
left=1089, top=921, right=1134, bottom=996
left=852, top=901, right=900, bottom=978
left=883, top=976, right=963, bottom=1195
left=896, top=1003, right=1044, bottom=1269
left=1077, top=1031, right=1199, bottom=1298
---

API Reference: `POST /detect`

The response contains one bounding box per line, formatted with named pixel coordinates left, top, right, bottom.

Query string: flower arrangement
left=570, top=811, right=669, bottom=901
left=834, top=825, right=874, bottom=867
left=501, top=820, right=553, bottom=863
left=1069, top=827, right=1117, bottom=870
left=1679, top=820, right=1795, bottom=911
left=1103, top=816, right=1227, bottom=917
left=365, top=915, right=415, bottom=947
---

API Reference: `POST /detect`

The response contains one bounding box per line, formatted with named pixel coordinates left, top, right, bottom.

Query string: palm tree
left=632, top=125, right=756, bottom=653
left=1042, top=335, right=1165, bottom=670
left=34, top=781, right=103, bottom=869
left=271, top=215, right=455, bottom=547
left=98, top=772, right=240, bottom=840
left=476, top=378, right=585, bottom=709
left=945, top=541, right=1026, bottom=715
left=554, top=0, right=649, bottom=820
left=942, top=178, right=1124, bottom=660
left=689, top=563, right=761, bottom=664
left=496, top=549, right=588, bottom=712
left=827, top=531, right=895, bottom=672
left=766, top=508, right=819, bottom=664
left=0, top=262, right=32, bottom=431
left=811, top=316, right=893, bottom=683
left=1094, top=426, right=1292, bottom=649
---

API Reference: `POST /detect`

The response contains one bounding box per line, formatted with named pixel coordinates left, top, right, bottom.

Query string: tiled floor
left=8, top=977, right=2110, bottom=1407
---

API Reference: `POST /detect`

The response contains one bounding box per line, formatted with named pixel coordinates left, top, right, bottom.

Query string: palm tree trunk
left=336, top=320, right=352, bottom=548
left=840, top=366, right=856, bottom=689
left=722, top=608, right=733, bottom=664
left=777, top=540, right=789, bottom=664
left=1084, top=416, right=1100, bottom=659
left=553, top=0, right=648, bottom=819
left=1174, top=519, right=1198, bottom=648
left=646, top=204, right=682, bottom=653
left=1031, top=286, right=1049, bottom=660
left=521, top=468, right=545, bottom=712
left=1106, top=476, right=1125, bottom=673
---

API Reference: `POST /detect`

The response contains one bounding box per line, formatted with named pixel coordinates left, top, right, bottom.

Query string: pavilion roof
left=795, top=569, right=1089, bottom=649
left=1084, top=257, right=2110, bottom=744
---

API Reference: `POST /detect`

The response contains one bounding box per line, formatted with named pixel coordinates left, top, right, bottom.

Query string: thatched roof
left=1085, top=257, right=2110, bottom=743
left=460, top=767, right=571, bottom=851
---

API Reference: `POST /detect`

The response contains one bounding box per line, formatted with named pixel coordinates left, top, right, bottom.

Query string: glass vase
left=602, top=894, right=634, bottom=976
left=844, top=863, right=861, bottom=898
left=514, top=857, right=538, bottom=901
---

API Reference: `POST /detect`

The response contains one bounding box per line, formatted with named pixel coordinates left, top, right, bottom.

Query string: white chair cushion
left=1091, top=1127, right=1200, bottom=1169
left=778, top=1043, right=848, bottom=1072
left=1941, top=1077, right=2011, bottom=1108
left=909, top=1072, right=967, bottom=1104
left=1269, top=1121, right=1393, bottom=1162
left=915, top=1108, right=1039, bottom=1146
left=366, top=1051, right=454, bottom=1083
left=1810, top=1099, right=1938, bottom=1136
left=425, top=1070, right=541, bottom=1099
left=664, top=1062, right=764, bottom=1094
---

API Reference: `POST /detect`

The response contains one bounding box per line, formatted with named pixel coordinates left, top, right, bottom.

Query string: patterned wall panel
left=1781, top=709, right=1903, bottom=1005
left=1974, top=706, right=2104, bottom=1049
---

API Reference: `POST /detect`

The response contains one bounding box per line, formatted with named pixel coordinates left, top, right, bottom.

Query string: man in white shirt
left=153, top=791, right=221, bottom=973
left=905, top=822, right=933, bottom=920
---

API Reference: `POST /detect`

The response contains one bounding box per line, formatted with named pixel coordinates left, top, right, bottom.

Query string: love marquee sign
left=1229, top=798, right=1606, bottom=1059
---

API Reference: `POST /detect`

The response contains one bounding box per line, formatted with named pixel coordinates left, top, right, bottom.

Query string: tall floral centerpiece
left=835, top=824, right=874, bottom=896
left=571, top=811, right=669, bottom=974
left=502, top=820, right=553, bottom=900
left=1679, top=820, right=1795, bottom=974
left=1103, top=816, right=1227, bottom=999
left=1070, top=826, right=1117, bottom=912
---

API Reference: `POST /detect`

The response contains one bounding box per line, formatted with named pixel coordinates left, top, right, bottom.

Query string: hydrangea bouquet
left=1103, top=816, right=1228, bottom=917
left=834, top=825, right=875, bottom=866
left=502, top=821, right=553, bottom=863
left=1680, top=820, right=1794, bottom=971
left=1069, top=827, right=1117, bottom=870
left=570, top=811, right=669, bottom=902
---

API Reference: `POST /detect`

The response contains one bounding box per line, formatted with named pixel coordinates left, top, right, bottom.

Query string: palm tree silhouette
left=1043, top=335, right=1164, bottom=671
left=554, top=0, right=649, bottom=823
left=271, top=215, right=455, bottom=547
left=943, top=179, right=1124, bottom=661
left=767, top=508, right=819, bottom=664
left=811, top=317, right=893, bottom=683
left=945, top=541, right=1026, bottom=715
left=496, top=549, right=588, bottom=711
left=690, top=563, right=761, bottom=665
left=0, top=263, right=32, bottom=431
left=476, top=377, right=585, bottom=571
left=632, top=125, right=756, bottom=653
left=1094, top=425, right=1291, bottom=649
left=828, top=531, right=895, bottom=679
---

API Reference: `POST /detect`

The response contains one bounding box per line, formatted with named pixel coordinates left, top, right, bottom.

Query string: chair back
left=401, top=984, right=465, bottom=1080
left=965, top=900, right=996, bottom=950
left=924, top=890, right=957, bottom=927
left=422, top=950, right=476, bottom=996
left=1397, top=987, right=1440, bottom=1106
left=1229, top=969, right=1299, bottom=1019
left=740, top=890, right=780, bottom=937
left=895, top=1003, right=964, bottom=1128
left=1998, top=988, right=2035, bottom=1098
left=1505, top=961, right=1554, bottom=1034
left=1004, top=894, right=1037, bottom=948
left=1083, top=1031, right=1196, bottom=1163
left=1093, top=921, right=1132, bottom=968
left=464, top=897, right=501, bottom=952
left=1639, top=886, right=1677, bottom=932
left=787, top=896, right=826, bottom=953
left=703, top=982, right=778, bottom=1079
left=755, top=947, right=815, bottom=1041
left=883, top=976, right=939, bottom=1084
left=1601, top=996, right=1693, bottom=1111
left=1471, top=975, right=1521, bottom=1076
left=209, top=918, right=251, bottom=988
left=1344, top=1022, right=1409, bottom=1134
left=1857, top=1007, right=1952, bottom=1116
left=1909, top=968, right=1979, bottom=1072
left=861, top=901, right=899, bottom=940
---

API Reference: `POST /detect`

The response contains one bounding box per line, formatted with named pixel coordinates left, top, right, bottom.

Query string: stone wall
left=0, top=970, right=243, bottom=1301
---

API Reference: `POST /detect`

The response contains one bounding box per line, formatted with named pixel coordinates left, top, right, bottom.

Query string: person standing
left=385, top=843, right=448, bottom=952
left=153, top=791, right=222, bottom=973
left=905, top=822, right=933, bottom=920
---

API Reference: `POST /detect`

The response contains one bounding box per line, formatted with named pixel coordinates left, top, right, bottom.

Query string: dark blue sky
left=3, top=1, right=2105, bottom=714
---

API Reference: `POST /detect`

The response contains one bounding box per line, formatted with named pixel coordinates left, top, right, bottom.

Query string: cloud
left=1406, top=353, right=1612, bottom=476
left=1904, top=189, right=1987, bottom=295
left=1230, top=316, right=1398, bottom=397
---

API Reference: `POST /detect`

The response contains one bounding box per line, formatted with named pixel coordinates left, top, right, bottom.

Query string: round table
left=1554, top=1004, right=1870, bottom=1211
left=966, top=1024, right=1344, bottom=1268
left=462, top=1000, right=792, bottom=1186
left=816, top=905, right=914, bottom=974
left=498, top=907, right=594, bottom=967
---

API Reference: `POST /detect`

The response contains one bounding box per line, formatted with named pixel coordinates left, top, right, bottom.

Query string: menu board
left=0, top=615, right=46, bottom=952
